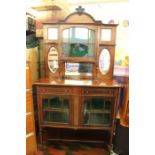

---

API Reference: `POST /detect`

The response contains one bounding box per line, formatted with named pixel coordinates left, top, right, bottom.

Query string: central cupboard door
left=40, top=95, right=73, bottom=125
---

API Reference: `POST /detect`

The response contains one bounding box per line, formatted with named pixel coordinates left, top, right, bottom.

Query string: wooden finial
left=76, top=6, right=85, bottom=15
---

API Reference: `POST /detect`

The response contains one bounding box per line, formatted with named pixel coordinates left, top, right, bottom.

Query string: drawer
left=26, top=114, right=35, bottom=134
left=26, top=91, right=33, bottom=113
left=83, top=87, right=116, bottom=96
left=26, top=67, right=32, bottom=89
left=26, top=133, right=37, bottom=155
left=36, top=86, right=72, bottom=95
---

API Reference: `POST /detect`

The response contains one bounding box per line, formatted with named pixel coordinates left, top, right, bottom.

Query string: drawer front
left=83, top=87, right=117, bottom=96
left=26, top=114, right=35, bottom=134
left=26, top=134, right=37, bottom=155
left=36, top=86, right=72, bottom=95
left=26, top=91, right=33, bottom=113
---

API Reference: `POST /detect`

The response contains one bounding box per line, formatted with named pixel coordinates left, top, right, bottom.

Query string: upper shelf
left=32, top=5, right=61, bottom=11
left=31, top=0, right=70, bottom=11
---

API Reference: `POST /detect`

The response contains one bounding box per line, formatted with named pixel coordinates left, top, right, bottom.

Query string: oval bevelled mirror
left=99, top=49, right=110, bottom=75
left=48, top=47, right=59, bottom=73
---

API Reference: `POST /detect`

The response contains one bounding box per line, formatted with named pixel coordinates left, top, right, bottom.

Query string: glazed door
left=39, top=95, right=73, bottom=126
left=81, top=96, right=114, bottom=127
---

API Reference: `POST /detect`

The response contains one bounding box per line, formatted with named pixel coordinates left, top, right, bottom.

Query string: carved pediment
left=59, top=6, right=102, bottom=24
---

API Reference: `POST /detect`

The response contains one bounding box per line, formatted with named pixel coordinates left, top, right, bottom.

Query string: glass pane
left=43, top=111, right=49, bottom=122
left=65, top=63, right=93, bottom=76
left=101, top=29, right=111, bottom=41
left=89, top=29, right=95, bottom=43
left=49, top=97, right=61, bottom=109
left=84, top=113, right=104, bottom=125
left=62, top=112, right=69, bottom=123
left=63, top=29, right=69, bottom=43
left=63, top=99, right=69, bottom=109
left=70, top=28, right=88, bottom=43
left=91, top=98, right=105, bottom=110
left=84, top=100, right=91, bottom=110
left=88, top=45, right=94, bottom=57
left=48, top=28, right=58, bottom=40
left=63, top=43, right=95, bottom=58
left=63, top=43, right=70, bottom=57
left=83, top=98, right=112, bottom=126
left=104, top=99, right=112, bottom=110
left=78, top=63, right=92, bottom=73
left=69, top=43, right=88, bottom=57
left=99, top=49, right=111, bottom=75
left=62, top=28, right=95, bottom=58
left=42, top=99, right=49, bottom=109
left=84, top=98, right=105, bottom=110
left=50, top=112, right=69, bottom=123
left=103, top=114, right=111, bottom=125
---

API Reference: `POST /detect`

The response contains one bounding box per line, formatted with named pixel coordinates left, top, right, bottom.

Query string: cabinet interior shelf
left=47, top=138, right=106, bottom=144
left=43, top=109, right=69, bottom=112
left=85, top=110, right=111, bottom=113
left=41, top=124, right=112, bottom=130
left=61, top=57, right=95, bottom=63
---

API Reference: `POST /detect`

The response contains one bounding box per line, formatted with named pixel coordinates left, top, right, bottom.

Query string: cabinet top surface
left=33, top=78, right=122, bottom=88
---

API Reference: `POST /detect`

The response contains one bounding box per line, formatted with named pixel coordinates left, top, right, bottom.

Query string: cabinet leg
left=39, top=128, right=48, bottom=152
left=42, top=129, right=51, bottom=155
left=39, top=127, right=43, bottom=145
left=42, top=129, right=47, bottom=149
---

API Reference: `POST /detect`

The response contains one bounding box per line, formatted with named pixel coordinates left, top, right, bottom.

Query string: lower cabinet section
left=46, top=128, right=111, bottom=144
left=34, top=84, right=119, bottom=147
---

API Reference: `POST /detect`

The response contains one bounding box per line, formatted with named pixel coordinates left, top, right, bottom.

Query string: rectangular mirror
left=65, top=62, right=93, bottom=77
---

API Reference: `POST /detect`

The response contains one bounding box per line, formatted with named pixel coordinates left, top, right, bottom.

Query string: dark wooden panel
left=36, top=86, right=72, bottom=95
left=83, top=87, right=116, bottom=96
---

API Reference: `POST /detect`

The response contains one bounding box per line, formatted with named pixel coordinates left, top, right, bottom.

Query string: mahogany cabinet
left=26, top=65, right=37, bottom=155
left=33, top=78, right=121, bottom=147
left=33, top=6, right=121, bottom=150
